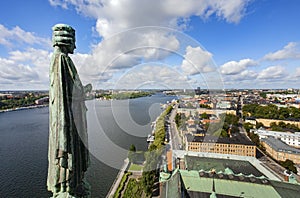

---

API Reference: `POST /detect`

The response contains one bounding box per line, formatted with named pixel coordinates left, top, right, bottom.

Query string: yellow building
left=186, top=134, right=256, bottom=157
left=261, top=137, right=300, bottom=164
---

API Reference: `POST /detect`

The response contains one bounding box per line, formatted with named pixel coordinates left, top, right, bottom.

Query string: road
left=168, top=104, right=182, bottom=150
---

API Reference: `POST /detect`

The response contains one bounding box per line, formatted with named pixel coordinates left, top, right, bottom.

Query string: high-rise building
left=195, top=87, right=201, bottom=95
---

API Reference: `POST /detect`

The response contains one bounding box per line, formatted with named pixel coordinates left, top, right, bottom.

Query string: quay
left=106, top=158, right=130, bottom=198
left=0, top=104, right=48, bottom=113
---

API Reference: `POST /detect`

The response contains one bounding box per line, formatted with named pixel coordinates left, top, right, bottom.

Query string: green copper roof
left=215, top=178, right=280, bottom=198
left=224, top=167, right=234, bottom=175
left=209, top=192, right=217, bottom=198
left=160, top=172, right=171, bottom=182
left=185, top=155, right=263, bottom=176
left=180, top=170, right=281, bottom=198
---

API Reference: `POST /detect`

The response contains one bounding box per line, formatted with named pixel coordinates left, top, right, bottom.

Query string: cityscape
left=1, top=1, right=300, bottom=198
left=1, top=88, right=300, bottom=197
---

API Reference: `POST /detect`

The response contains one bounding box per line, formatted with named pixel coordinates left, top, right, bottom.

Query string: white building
left=254, top=128, right=300, bottom=148
left=245, top=117, right=257, bottom=125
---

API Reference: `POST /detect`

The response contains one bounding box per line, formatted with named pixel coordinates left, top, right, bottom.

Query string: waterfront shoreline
left=0, top=104, right=48, bottom=113
left=106, top=158, right=130, bottom=198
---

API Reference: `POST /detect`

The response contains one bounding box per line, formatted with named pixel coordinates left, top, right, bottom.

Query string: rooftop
left=185, top=155, right=264, bottom=177
left=161, top=164, right=300, bottom=198
left=261, top=137, right=300, bottom=154
left=179, top=169, right=293, bottom=198
left=186, top=133, right=255, bottom=146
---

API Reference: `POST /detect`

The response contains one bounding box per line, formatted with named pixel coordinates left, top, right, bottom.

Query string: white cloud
left=1, top=0, right=253, bottom=89
left=257, top=65, right=287, bottom=79
left=232, top=70, right=258, bottom=81
left=0, top=48, right=52, bottom=89
left=181, top=46, right=215, bottom=75
left=0, top=58, right=38, bottom=82
left=114, top=64, right=192, bottom=89
left=71, top=28, right=181, bottom=85
left=295, top=67, right=300, bottom=77
left=0, top=24, right=51, bottom=48
left=263, top=42, right=300, bottom=61
left=49, top=0, right=251, bottom=38
left=45, top=0, right=251, bottom=89
left=49, top=0, right=68, bottom=9
left=220, top=58, right=257, bottom=75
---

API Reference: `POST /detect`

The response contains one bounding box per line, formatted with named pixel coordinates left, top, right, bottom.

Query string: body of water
left=0, top=94, right=175, bottom=197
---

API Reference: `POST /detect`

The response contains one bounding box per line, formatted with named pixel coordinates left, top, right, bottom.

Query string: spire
left=210, top=169, right=217, bottom=198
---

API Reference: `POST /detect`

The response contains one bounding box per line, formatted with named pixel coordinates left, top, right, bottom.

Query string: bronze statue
left=47, top=24, right=92, bottom=197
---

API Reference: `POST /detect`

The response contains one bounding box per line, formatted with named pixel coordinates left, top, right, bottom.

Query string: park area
left=113, top=163, right=148, bottom=198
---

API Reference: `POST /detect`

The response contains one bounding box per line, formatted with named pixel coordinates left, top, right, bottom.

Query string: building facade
left=186, top=135, right=256, bottom=157
left=254, top=128, right=300, bottom=148
left=261, top=137, right=300, bottom=164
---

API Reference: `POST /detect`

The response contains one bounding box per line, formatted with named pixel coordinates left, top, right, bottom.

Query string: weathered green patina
left=47, top=24, right=92, bottom=198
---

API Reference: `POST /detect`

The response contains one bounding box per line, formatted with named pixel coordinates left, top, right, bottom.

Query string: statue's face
left=67, top=41, right=76, bottom=54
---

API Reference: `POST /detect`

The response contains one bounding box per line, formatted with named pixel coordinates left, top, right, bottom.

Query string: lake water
left=0, top=94, right=175, bottom=198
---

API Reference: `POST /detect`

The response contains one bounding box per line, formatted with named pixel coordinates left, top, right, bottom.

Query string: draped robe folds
left=47, top=50, right=90, bottom=196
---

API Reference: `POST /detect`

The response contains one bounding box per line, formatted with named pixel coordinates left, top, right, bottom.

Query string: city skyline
left=1, top=0, right=300, bottom=90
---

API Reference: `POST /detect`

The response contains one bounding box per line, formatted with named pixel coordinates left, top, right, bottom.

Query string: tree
left=175, top=113, right=186, bottom=128
left=243, top=122, right=254, bottom=133
left=279, top=108, right=290, bottom=119
left=280, top=159, right=297, bottom=174
left=201, top=112, right=209, bottom=119
left=129, top=144, right=136, bottom=152
left=256, top=122, right=264, bottom=129
left=248, top=132, right=260, bottom=146
left=141, top=171, right=155, bottom=195
left=230, top=125, right=239, bottom=134
left=142, top=150, right=160, bottom=195
left=128, top=144, right=136, bottom=163
left=260, top=92, right=267, bottom=99
left=213, top=129, right=229, bottom=137
left=269, top=122, right=300, bottom=132
left=242, top=104, right=259, bottom=117
left=225, top=114, right=239, bottom=126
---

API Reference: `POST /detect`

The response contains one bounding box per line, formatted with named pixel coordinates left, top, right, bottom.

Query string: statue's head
left=52, top=24, right=76, bottom=54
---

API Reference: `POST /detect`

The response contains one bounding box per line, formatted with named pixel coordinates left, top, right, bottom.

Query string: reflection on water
left=0, top=94, right=175, bottom=197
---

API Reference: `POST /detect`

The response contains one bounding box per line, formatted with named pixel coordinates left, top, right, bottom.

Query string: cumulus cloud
left=220, top=58, right=257, bottom=75
left=0, top=57, right=38, bottom=82
left=114, top=64, right=191, bottom=89
left=1, top=0, right=253, bottom=89
left=263, top=42, right=300, bottom=61
left=49, top=0, right=251, bottom=38
left=0, top=48, right=52, bottom=89
left=45, top=0, right=251, bottom=89
left=49, top=0, right=68, bottom=9
left=257, top=66, right=287, bottom=79
left=232, top=70, right=258, bottom=81
left=72, top=28, right=181, bottom=86
left=0, top=24, right=51, bottom=48
left=0, top=24, right=52, bottom=89
left=181, top=46, right=215, bottom=75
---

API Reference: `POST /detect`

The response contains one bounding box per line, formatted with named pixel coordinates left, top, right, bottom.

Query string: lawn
left=128, top=163, right=143, bottom=171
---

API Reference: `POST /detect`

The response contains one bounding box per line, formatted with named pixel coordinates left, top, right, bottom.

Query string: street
left=168, top=104, right=182, bottom=150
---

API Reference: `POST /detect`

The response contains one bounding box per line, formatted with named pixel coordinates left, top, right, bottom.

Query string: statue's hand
left=84, top=83, right=92, bottom=93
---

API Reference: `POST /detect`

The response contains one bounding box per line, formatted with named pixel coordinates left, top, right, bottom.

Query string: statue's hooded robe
left=47, top=46, right=89, bottom=194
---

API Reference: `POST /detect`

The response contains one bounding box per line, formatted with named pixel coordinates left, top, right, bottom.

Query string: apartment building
left=186, top=134, right=256, bottom=157
left=261, top=137, right=300, bottom=164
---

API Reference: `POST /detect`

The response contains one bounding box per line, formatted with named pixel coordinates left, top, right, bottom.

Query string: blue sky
left=0, top=0, right=300, bottom=90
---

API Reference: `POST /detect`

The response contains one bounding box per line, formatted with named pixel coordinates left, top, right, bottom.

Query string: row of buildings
left=175, top=105, right=256, bottom=157
left=159, top=151, right=300, bottom=198
left=252, top=128, right=300, bottom=164
left=177, top=91, right=300, bottom=162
